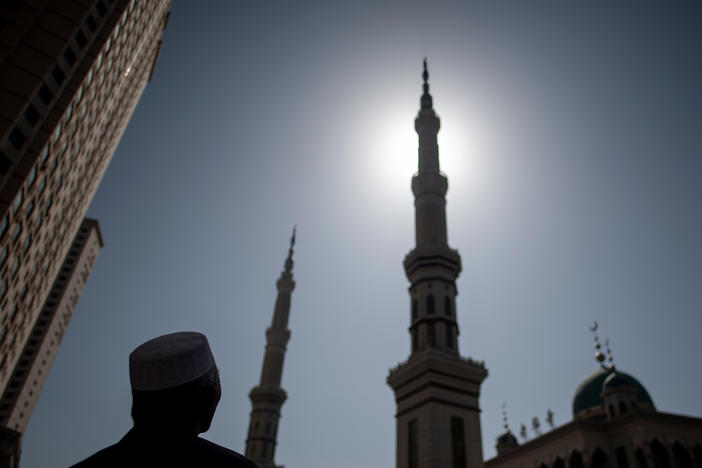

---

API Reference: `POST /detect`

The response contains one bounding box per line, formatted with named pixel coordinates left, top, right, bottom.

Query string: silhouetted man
left=72, top=332, right=257, bottom=467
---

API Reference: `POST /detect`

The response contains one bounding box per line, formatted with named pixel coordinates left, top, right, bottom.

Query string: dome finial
left=590, top=321, right=606, bottom=363
left=604, top=338, right=615, bottom=370
left=501, top=402, right=510, bottom=432
left=496, top=405, right=520, bottom=455
left=421, top=58, right=433, bottom=110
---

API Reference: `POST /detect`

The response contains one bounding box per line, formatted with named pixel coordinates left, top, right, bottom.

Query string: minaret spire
left=388, top=61, right=487, bottom=468
left=408, top=57, right=460, bottom=355
left=421, top=58, right=433, bottom=110
left=284, top=225, right=296, bottom=273
left=245, top=228, right=297, bottom=468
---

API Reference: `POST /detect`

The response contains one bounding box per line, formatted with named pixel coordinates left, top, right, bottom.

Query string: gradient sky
left=22, top=2, right=702, bottom=467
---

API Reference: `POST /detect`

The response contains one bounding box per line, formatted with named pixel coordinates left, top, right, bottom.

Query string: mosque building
left=242, top=62, right=702, bottom=468
left=487, top=331, right=702, bottom=468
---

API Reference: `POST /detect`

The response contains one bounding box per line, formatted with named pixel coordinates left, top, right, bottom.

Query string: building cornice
left=485, top=410, right=702, bottom=467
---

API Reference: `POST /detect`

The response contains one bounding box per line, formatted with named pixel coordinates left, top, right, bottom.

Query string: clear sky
left=22, top=2, right=702, bottom=467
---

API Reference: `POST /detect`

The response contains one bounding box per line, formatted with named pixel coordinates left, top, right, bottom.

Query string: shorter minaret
left=245, top=228, right=296, bottom=468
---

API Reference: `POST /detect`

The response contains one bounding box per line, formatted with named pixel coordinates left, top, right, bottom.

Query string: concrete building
left=0, top=0, right=172, bottom=451
left=0, top=218, right=103, bottom=433
left=486, top=337, right=702, bottom=468
left=0, top=425, right=20, bottom=468
left=246, top=228, right=297, bottom=468
left=387, top=61, right=488, bottom=468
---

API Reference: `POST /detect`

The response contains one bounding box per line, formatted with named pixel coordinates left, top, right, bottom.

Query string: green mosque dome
left=497, top=431, right=518, bottom=446
left=572, top=366, right=655, bottom=417
left=572, top=366, right=611, bottom=416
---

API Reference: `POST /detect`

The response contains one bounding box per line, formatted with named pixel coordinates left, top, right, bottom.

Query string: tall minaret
left=245, top=228, right=296, bottom=468
left=387, top=61, right=488, bottom=468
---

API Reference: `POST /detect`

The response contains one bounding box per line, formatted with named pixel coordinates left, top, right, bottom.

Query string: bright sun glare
left=371, top=108, right=485, bottom=204
left=373, top=112, right=417, bottom=196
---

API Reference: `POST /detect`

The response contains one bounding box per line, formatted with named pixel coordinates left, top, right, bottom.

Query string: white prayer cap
left=129, top=332, right=216, bottom=391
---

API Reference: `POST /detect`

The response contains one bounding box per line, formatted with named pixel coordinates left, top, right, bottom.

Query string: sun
left=437, top=108, right=487, bottom=199
left=373, top=112, right=484, bottom=192
left=371, top=110, right=419, bottom=198
left=363, top=94, right=488, bottom=214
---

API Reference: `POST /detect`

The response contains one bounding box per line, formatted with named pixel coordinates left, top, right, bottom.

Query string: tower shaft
left=245, top=230, right=296, bottom=468
left=388, top=61, right=487, bottom=468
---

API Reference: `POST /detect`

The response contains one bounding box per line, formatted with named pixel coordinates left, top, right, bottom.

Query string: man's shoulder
left=69, top=433, right=257, bottom=468
left=70, top=443, right=123, bottom=467
left=193, top=437, right=258, bottom=467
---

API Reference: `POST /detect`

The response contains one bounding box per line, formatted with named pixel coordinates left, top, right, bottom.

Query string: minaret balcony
left=410, top=315, right=458, bottom=329
left=265, top=328, right=291, bottom=346
left=404, top=246, right=461, bottom=285
left=387, top=349, right=488, bottom=404
left=249, top=386, right=287, bottom=406
left=415, top=109, right=440, bottom=132
left=412, top=171, right=448, bottom=197
left=276, top=275, right=295, bottom=292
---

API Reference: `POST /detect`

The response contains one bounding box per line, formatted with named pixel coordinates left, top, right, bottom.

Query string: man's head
left=129, top=332, right=221, bottom=434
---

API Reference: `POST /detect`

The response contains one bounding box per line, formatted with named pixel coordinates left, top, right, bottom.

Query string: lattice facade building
left=0, top=0, right=172, bottom=442
left=0, top=218, right=102, bottom=433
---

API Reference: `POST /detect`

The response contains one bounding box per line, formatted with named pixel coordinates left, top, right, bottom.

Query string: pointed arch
left=592, top=448, right=611, bottom=468
left=636, top=448, right=648, bottom=468
left=651, top=439, right=671, bottom=468
left=445, top=323, right=453, bottom=349
left=619, top=401, right=628, bottom=414
left=427, top=321, right=436, bottom=347
left=570, top=450, right=585, bottom=468
left=451, top=416, right=467, bottom=468
left=672, top=442, right=692, bottom=468
left=693, top=445, right=702, bottom=468
left=408, top=418, right=418, bottom=468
